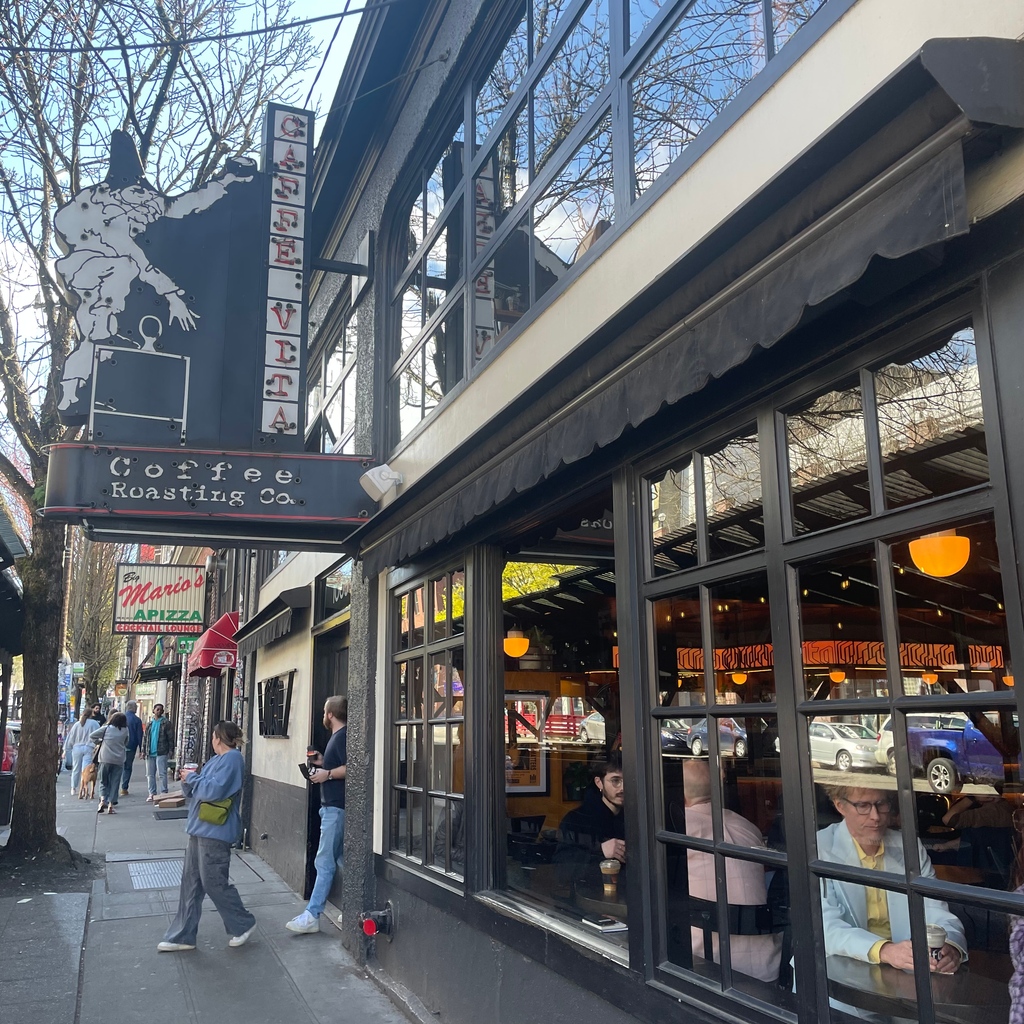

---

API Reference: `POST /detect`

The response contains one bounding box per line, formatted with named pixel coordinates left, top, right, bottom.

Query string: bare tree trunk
left=7, top=516, right=70, bottom=859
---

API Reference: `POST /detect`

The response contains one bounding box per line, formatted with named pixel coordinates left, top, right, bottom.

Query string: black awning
left=361, top=142, right=967, bottom=578
left=235, top=585, right=311, bottom=660
left=137, top=662, right=181, bottom=683
left=0, top=569, right=23, bottom=657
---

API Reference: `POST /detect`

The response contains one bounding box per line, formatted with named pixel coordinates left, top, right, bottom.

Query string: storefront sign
left=45, top=444, right=372, bottom=536
left=177, top=638, right=196, bottom=654
left=134, top=682, right=157, bottom=698
left=113, top=562, right=206, bottom=635
left=40, top=106, right=376, bottom=546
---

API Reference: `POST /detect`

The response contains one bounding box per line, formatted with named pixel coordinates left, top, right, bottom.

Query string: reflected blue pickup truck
left=906, top=712, right=1016, bottom=794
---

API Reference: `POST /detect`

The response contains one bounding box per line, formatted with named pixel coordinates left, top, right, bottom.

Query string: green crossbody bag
left=198, top=798, right=233, bottom=825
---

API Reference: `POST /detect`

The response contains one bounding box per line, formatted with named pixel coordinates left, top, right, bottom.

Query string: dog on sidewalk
left=79, top=762, right=97, bottom=800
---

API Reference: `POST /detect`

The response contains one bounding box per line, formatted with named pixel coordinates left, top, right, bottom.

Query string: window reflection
left=654, top=589, right=704, bottom=707
left=474, top=217, right=530, bottom=360
left=798, top=548, right=887, bottom=702
left=711, top=574, right=774, bottom=704
left=704, top=429, right=762, bottom=560
left=475, top=7, right=529, bottom=147
left=891, top=517, right=1012, bottom=697
left=875, top=325, right=988, bottom=509
left=629, top=0, right=666, bottom=44
left=534, top=111, right=614, bottom=301
left=649, top=455, right=698, bottom=575
left=632, top=0, right=767, bottom=198
left=532, top=0, right=609, bottom=176
left=771, top=0, right=826, bottom=54
left=786, top=381, right=870, bottom=533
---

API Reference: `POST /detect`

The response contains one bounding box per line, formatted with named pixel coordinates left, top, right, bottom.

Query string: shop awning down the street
left=187, top=611, right=239, bottom=677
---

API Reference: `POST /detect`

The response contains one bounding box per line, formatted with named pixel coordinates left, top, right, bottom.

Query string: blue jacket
left=182, top=747, right=244, bottom=843
left=817, top=822, right=967, bottom=961
left=125, top=710, right=144, bottom=750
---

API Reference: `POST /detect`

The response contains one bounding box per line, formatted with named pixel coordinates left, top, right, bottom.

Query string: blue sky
left=289, top=1, right=362, bottom=141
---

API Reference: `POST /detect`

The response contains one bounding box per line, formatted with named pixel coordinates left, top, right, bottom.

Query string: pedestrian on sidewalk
left=91, top=712, right=129, bottom=813
left=143, top=704, right=174, bottom=801
left=91, top=702, right=106, bottom=726
left=64, top=709, right=99, bottom=795
left=159, top=720, right=257, bottom=953
left=121, top=700, right=144, bottom=796
left=287, top=696, right=347, bottom=935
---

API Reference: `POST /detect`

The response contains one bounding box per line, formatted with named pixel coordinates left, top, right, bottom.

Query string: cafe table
left=826, top=954, right=1010, bottom=1024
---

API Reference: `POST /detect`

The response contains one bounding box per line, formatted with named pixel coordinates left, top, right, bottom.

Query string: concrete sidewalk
left=1, top=780, right=408, bottom=1024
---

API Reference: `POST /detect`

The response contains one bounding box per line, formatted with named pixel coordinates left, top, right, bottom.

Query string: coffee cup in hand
left=926, top=924, right=947, bottom=963
left=599, top=858, right=621, bottom=895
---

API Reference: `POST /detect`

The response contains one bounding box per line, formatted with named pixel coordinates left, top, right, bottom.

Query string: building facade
left=247, top=3, right=1024, bottom=1023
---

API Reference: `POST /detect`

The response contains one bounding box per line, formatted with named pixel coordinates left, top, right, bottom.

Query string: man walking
left=91, top=702, right=106, bottom=726
left=287, top=696, right=347, bottom=934
left=121, top=700, right=144, bottom=796
left=143, top=704, right=174, bottom=802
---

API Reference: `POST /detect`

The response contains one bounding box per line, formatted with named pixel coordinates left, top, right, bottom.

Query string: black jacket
left=554, top=784, right=625, bottom=889
left=142, top=716, right=174, bottom=757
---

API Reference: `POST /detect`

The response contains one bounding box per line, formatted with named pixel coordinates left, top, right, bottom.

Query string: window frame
left=382, top=0, right=849, bottom=453
left=631, top=290, right=1024, bottom=1021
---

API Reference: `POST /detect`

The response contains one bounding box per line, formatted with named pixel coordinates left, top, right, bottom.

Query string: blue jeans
left=122, top=746, right=138, bottom=791
left=99, top=762, right=123, bottom=804
left=146, top=754, right=169, bottom=795
left=70, top=744, right=93, bottom=792
left=306, top=805, right=344, bottom=918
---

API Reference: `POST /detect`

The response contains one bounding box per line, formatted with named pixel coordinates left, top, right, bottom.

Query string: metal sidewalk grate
left=127, top=859, right=184, bottom=889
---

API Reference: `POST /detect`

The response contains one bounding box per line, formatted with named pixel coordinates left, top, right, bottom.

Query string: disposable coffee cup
left=926, top=924, right=947, bottom=962
left=599, top=858, right=621, bottom=895
left=183, top=762, right=198, bottom=771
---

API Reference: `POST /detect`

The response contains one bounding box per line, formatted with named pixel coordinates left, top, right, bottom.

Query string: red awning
left=187, top=611, right=238, bottom=677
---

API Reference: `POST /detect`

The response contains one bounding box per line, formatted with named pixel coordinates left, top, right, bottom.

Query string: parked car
left=578, top=711, right=605, bottom=744
left=682, top=718, right=747, bottom=757
left=660, top=719, right=696, bottom=753
left=875, top=716, right=895, bottom=774
left=543, top=696, right=588, bottom=741
left=906, top=711, right=1015, bottom=794
left=2, top=720, right=20, bottom=773
left=808, top=721, right=878, bottom=772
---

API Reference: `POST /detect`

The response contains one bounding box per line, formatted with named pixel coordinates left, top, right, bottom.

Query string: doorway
left=304, top=627, right=349, bottom=897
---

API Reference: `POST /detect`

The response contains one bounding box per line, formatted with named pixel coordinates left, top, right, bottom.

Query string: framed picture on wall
left=504, top=691, right=548, bottom=794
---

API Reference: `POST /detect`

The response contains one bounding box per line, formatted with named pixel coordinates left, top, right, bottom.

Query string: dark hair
left=213, top=720, right=244, bottom=748
left=325, top=696, right=348, bottom=722
left=594, top=752, right=622, bottom=780
left=153, top=704, right=164, bottom=714
left=108, top=712, right=127, bottom=729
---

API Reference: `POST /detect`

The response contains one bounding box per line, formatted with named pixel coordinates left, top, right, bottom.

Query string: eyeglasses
left=842, top=797, right=893, bottom=816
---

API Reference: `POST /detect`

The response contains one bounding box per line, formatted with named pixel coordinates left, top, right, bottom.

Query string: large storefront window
left=386, top=0, right=832, bottom=444
left=638, top=305, right=1024, bottom=1022
left=389, top=568, right=466, bottom=879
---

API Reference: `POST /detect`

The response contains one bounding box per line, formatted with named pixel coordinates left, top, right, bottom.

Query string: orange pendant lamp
left=503, top=629, right=530, bottom=658
left=908, top=529, right=970, bottom=578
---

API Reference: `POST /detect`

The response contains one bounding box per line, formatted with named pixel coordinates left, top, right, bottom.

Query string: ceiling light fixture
left=503, top=629, right=530, bottom=658
left=909, top=529, right=970, bottom=578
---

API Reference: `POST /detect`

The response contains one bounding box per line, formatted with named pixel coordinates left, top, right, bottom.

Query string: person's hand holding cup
left=180, top=761, right=198, bottom=781
left=926, top=925, right=960, bottom=974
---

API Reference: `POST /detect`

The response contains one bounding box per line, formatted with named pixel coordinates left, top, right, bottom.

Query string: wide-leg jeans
left=306, top=805, right=344, bottom=918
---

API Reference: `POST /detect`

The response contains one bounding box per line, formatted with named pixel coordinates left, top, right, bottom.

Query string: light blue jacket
left=817, top=822, right=967, bottom=961
left=182, top=747, right=244, bottom=843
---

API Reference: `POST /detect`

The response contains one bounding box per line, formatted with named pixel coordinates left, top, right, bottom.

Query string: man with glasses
left=818, top=785, right=966, bottom=973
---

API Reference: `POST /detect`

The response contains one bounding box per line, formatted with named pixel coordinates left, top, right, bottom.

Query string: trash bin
left=0, top=771, right=14, bottom=828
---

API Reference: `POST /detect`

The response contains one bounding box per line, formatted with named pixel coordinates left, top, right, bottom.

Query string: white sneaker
left=229, top=925, right=256, bottom=947
left=285, top=910, right=319, bottom=934
left=157, top=941, right=195, bottom=952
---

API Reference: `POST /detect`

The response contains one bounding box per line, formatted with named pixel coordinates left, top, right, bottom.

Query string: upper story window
left=307, top=303, right=359, bottom=454
left=388, top=0, right=831, bottom=445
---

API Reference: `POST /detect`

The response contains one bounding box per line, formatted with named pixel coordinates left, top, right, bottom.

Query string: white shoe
left=285, top=910, right=319, bottom=934
left=157, top=941, right=195, bottom=952
left=229, top=925, right=256, bottom=947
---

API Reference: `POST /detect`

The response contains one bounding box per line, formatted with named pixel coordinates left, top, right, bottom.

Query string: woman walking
left=64, top=709, right=99, bottom=795
left=90, top=712, right=129, bottom=813
left=158, top=721, right=256, bottom=952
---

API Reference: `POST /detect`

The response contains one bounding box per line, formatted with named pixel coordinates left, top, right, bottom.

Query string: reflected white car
left=579, top=712, right=605, bottom=744
left=809, top=721, right=878, bottom=772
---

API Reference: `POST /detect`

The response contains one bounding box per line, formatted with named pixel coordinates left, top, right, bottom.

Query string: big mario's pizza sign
left=114, top=563, right=206, bottom=635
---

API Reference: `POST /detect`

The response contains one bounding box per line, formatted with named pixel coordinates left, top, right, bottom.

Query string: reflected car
left=578, top=712, right=605, bottom=744
left=679, top=718, right=747, bottom=757
left=809, top=721, right=878, bottom=772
